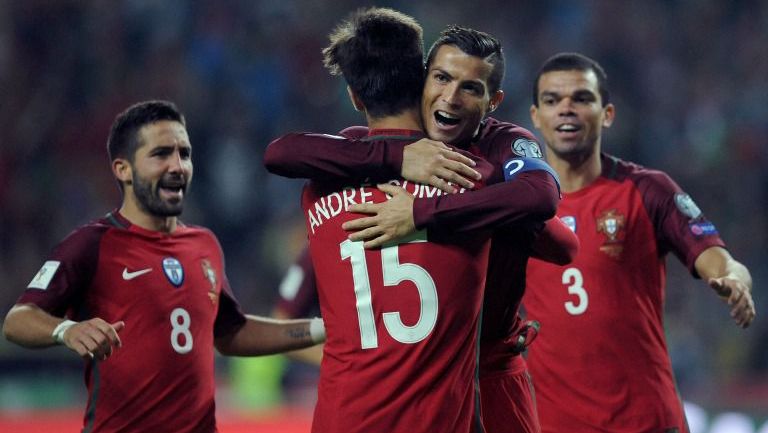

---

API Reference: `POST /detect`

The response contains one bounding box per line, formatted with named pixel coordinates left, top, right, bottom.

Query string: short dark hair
left=532, top=52, right=610, bottom=106
left=425, top=25, right=505, bottom=94
left=322, top=7, right=424, bottom=118
left=107, top=100, right=186, bottom=163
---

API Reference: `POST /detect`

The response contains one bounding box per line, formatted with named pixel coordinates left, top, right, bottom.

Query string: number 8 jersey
left=17, top=211, right=247, bottom=433
left=303, top=132, right=492, bottom=433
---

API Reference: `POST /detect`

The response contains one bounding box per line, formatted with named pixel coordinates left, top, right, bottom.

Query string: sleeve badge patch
left=512, top=138, right=543, bottom=159
left=27, top=260, right=61, bottom=290
left=674, top=193, right=702, bottom=219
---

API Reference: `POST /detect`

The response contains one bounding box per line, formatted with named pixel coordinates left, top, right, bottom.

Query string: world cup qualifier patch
left=674, top=193, right=702, bottom=219
left=511, top=138, right=543, bottom=158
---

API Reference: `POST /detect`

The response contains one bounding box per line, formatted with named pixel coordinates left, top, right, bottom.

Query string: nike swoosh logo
left=122, top=267, right=153, bottom=280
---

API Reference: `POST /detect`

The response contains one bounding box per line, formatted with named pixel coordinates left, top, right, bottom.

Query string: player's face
left=130, top=121, right=193, bottom=217
left=422, top=44, right=504, bottom=146
left=530, top=69, right=614, bottom=161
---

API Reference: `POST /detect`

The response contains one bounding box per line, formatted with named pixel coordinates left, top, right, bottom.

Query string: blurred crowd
left=0, top=0, right=766, bottom=411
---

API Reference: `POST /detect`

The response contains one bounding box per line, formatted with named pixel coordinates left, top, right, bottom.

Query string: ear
left=112, top=158, right=133, bottom=186
left=346, top=86, right=365, bottom=112
left=488, top=90, right=505, bottom=113
left=530, top=104, right=541, bottom=129
left=602, top=103, right=616, bottom=128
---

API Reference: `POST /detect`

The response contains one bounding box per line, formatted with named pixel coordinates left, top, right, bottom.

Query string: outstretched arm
left=3, top=304, right=124, bottom=360
left=694, top=246, right=755, bottom=328
left=215, top=315, right=325, bottom=357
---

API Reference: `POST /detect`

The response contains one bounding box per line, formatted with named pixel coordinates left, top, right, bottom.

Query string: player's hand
left=62, top=319, right=125, bottom=361
left=709, top=277, right=756, bottom=328
left=402, top=138, right=481, bottom=194
left=342, top=183, right=416, bottom=249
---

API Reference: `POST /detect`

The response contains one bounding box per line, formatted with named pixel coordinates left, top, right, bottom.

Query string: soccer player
left=2, top=100, right=326, bottom=433
left=266, top=26, right=578, bottom=433
left=275, top=8, right=560, bottom=433
left=523, top=52, right=756, bottom=433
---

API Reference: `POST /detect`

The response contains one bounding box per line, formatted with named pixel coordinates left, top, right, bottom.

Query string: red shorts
left=479, top=355, right=540, bottom=433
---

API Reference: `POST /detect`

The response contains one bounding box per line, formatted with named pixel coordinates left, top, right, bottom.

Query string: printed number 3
left=340, top=239, right=438, bottom=349
left=562, top=267, right=588, bottom=315
left=170, top=307, right=193, bottom=354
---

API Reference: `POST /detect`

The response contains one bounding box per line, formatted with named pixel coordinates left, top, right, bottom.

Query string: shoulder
left=604, top=153, right=680, bottom=194
left=54, top=217, right=113, bottom=256
left=478, top=117, right=543, bottom=159
left=480, top=117, right=537, bottom=141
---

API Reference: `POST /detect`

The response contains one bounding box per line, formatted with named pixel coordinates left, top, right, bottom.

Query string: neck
left=366, top=107, right=422, bottom=131
left=119, top=191, right=178, bottom=233
left=547, top=146, right=602, bottom=193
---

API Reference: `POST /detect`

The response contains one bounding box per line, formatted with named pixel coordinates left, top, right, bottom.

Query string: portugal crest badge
left=201, top=259, right=219, bottom=304
left=596, top=209, right=626, bottom=259
left=162, top=257, right=184, bottom=287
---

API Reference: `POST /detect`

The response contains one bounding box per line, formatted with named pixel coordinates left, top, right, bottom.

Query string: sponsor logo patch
left=689, top=221, right=718, bottom=237
left=163, top=257, right=184, bottom=287
left=27, top=261, right=61, bottom=290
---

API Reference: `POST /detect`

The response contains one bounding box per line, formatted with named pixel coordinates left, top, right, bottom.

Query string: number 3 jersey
left=17, top=211, right=247, bottom=433
left=523, top=154, right=725, bottom=433
left=303, top=131, right=492, bottom=433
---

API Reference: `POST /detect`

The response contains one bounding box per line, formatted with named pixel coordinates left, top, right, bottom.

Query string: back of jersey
left=303, top=178, right=490, bottom=433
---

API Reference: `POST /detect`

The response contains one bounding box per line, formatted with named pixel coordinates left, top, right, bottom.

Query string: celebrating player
left=268, top=8, right=563, bottom=433
left=265, top=25, right=577, bottom=433
left=2, top=100, right=325, bottom=433
left=523, top=52, right=756, bottom=433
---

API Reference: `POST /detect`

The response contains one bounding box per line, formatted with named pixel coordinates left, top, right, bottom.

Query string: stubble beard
left=132, top=173, right=185, bottom=217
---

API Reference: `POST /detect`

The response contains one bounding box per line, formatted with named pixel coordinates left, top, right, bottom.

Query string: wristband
left=309, top=317, right=326, bottom=344
left=52, top=319, right=77, bottom=344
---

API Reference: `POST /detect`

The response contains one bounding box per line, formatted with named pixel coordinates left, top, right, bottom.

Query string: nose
left=557, top=97, right=576, bottom=116
left=167, top=149, right=184, bottom=173
left=441, top=83, right=462, bottom=107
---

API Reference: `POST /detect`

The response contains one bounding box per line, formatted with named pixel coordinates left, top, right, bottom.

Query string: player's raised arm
left=694, top=246, right=756, bottom=328
left=4, top=304, right=124, bottom=360
left=264, top=133, right=480, bottom=194
left=214, top=315, right=325, bottom=357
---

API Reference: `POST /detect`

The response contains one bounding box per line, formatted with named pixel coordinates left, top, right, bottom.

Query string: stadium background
left=0, top=1, right=765, bottom=432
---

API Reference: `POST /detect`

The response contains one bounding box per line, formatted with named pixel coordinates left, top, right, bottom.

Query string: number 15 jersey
left=303, top=133, right=492, bottom=433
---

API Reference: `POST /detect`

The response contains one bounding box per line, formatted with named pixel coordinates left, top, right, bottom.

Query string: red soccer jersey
left=304, top=130, right=491, bottom=433
left=18, top=212, right=246, bottom=433
left=524, top=154, right=725, bottom=433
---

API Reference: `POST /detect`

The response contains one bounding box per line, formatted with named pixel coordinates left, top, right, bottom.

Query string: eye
left=460, top=83, right=481, bottom=96
left=433, top=72, right=449, bottom=83
left=180, top=147, right=192, bottom=159
left=541, top=96, right=556, bottom=106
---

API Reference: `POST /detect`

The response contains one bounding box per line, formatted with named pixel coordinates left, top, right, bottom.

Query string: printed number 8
left=170, top=307, right=193, bottom=354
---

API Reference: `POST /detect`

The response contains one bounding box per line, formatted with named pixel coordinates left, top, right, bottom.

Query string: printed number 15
left=340, top=238, right=438, bottom=349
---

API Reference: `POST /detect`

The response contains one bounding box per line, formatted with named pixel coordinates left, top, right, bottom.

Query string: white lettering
left=308, top=209, right=320, bottom=234
left=343, top=187, right=357, bottom=210
left=327, top=192, right=343, bottom=217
